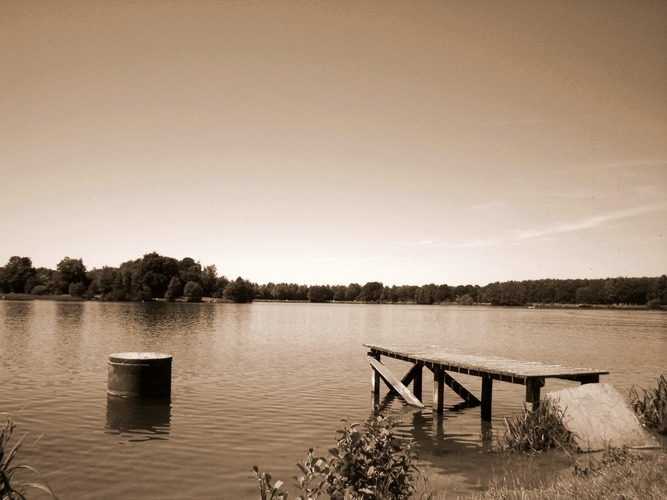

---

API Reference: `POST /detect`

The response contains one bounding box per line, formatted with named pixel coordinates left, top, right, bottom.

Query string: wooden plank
left=368, top=357, right=424, bottom=408
left=400, top=363, right=423, bottom=391
left=365, top=344, right=608, bottom=382
left=546, top=383, right=659, bottom=452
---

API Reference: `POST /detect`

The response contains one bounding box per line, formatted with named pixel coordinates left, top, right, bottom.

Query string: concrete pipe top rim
left=109, top=352, right=172, bottom=361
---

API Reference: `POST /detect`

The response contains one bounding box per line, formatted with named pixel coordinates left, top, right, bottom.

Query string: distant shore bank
left=1, top=293, right=663, bottom=311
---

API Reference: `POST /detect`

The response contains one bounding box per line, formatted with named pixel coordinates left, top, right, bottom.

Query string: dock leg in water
left=526, top=378, right=544, bottom=410
left=412, top=365, right=423, bottom=401
left=369, top=351, right=381, bottom=406
left=432, top=366, right=445, bottom=414
left=481, top=377, right=493, bottom=422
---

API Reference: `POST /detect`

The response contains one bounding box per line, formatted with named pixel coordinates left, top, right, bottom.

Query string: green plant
left=501, top=398, right=575, bottom=453
left=629, top=374, right=667, bottom=434
left=253, top=412, right=419, bottom=499
left=327, top=414, right=418, bottom=499
left=251, top=466, right=289, bottom=500
left=293, top=448, right=331, bottom=499
left=1, top=416, right=57, bottom=499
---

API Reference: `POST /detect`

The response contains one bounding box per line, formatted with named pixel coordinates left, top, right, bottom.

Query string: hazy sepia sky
left=2, top=0, right=666, bottom=286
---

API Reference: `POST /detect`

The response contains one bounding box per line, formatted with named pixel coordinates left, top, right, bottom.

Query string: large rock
left=546, top=383, right=658, bottom=452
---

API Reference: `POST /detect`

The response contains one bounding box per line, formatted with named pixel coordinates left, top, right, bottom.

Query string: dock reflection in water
left=105, top=396, right=171, bottom=442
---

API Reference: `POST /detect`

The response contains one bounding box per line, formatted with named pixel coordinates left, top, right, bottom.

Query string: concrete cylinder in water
left=107, top=352, right=172, bottom=398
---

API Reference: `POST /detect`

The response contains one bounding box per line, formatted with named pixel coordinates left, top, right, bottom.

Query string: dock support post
left=526, top=378, right=544, bottom=411
left=413, top=365, right=423, bottom=401
left=481, top=377, right=493, bottom=422
left=433, top=366, right=444, bottom=414
left=368, top=351, right=381, bottom=405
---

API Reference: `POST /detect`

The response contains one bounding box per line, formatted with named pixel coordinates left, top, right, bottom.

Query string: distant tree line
left=256, top=277, right=666, bottom=308
left=0, top=254, right=665, bottom=308
left=0, top=253, right=254, bottom=303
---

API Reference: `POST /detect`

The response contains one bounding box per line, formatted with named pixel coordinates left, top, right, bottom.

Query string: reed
left=501, top=398, right=575, bottom=453
left=0, top=416, right=58, bottom=500
left=629, top=374, right=667, bottom=434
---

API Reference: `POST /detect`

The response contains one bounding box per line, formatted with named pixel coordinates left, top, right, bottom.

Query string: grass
left=0, top=293, right=82, bottom=302
left=475, top=449, right=667, bottom=500
left=629, top=374, right=667, bottom=434
left=1, top=416, right=58, bottom=499
left=500, top=398, right=576, bottom=453
left=416, top=449, right=667, bottom=500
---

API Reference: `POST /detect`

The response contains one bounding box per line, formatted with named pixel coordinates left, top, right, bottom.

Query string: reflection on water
left=105, top=396, right=171, bottom=443
left=55, top=302, right=84, bottom=329
left=128, top=302, right=216, bottom=335
left=1, top=300, right=33, bottom=335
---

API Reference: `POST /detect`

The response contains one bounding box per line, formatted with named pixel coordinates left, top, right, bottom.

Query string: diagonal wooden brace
left=444, top=372, right=481, bottom=407
left=368, top=356, right=425, bottom=408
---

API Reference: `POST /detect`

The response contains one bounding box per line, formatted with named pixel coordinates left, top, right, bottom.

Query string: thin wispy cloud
left=513, top=204, right=667, bottom=241
left=406, top=204, right=667, bottom=251
left=486, top=113, right=616, bottom=127
left=592, top=157, right=667, bottom=170
left=472, top=200, right=509, bottom=211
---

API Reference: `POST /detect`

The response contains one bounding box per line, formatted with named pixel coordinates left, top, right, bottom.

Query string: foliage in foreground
left=629, top=373, right=667, bottom=434
left=501, top=398, right=576, bottom=453
left=253, top=412, right=419, bottom=499
left=1, top=416, right=57, bottom=500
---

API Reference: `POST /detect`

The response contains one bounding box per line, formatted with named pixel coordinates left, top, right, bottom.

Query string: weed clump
left=253, top=412, right=419, bottom=499
left=501, top=398, right=575, bottom=453
left=629, top=374, right=667, bottom=434
left=1, top=415, right=57, bottom=499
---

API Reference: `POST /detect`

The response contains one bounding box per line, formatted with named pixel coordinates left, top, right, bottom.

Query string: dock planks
left=365, top=343, right=608, bottom=422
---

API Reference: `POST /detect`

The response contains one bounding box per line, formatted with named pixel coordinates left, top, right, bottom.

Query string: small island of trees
left=0, top=252, right=665, bottom=308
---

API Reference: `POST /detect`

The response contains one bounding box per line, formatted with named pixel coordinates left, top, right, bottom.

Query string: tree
left=200, top=265, right=218, bottom=297
left=223, top=277, right=255, bottom=303
left=0, top=256, right=36, bottom=294
left=68, top=281, right=87, bottom=297
left=213, top=275, right=230, bottom=298
left=137, top=252, right=180, bottom=299
left=87, top=266, right=120, bottom=299
left=359, top=281, right=384, bottom=302
left=345, top=283, right=362, bottom=301
left=459, top=293, right=474, bottom=305
left=179, top=257, right=202, bottom=287
left=165, top=277, right=183, bottom=302
left=307, top=285, right=333, bottom=303
left=183, top=281, right=203, bottom=302
left=56, top=257, right=87, bottom=292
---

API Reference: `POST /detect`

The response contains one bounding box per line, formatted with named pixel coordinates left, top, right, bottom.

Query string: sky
left=1, top=0, right=666, bottom=287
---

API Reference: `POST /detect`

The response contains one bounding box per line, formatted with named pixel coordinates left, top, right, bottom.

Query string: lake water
left=1, top=301, right=665, bottom=498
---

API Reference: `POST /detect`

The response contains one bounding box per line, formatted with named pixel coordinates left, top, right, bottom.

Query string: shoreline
left=1, top=293, right=662, bottom=311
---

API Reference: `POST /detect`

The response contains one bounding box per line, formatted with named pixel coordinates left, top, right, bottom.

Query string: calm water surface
left=1, top=301, right=665, bottom=498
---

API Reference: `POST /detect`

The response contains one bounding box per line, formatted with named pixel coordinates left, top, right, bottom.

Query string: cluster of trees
left=0, top=253, right=255, bottom=303
left=1, top=253, right=665, bottom=308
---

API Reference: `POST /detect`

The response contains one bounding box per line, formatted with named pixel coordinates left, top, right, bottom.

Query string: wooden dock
left=365, top=344, right=609, bottom=422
